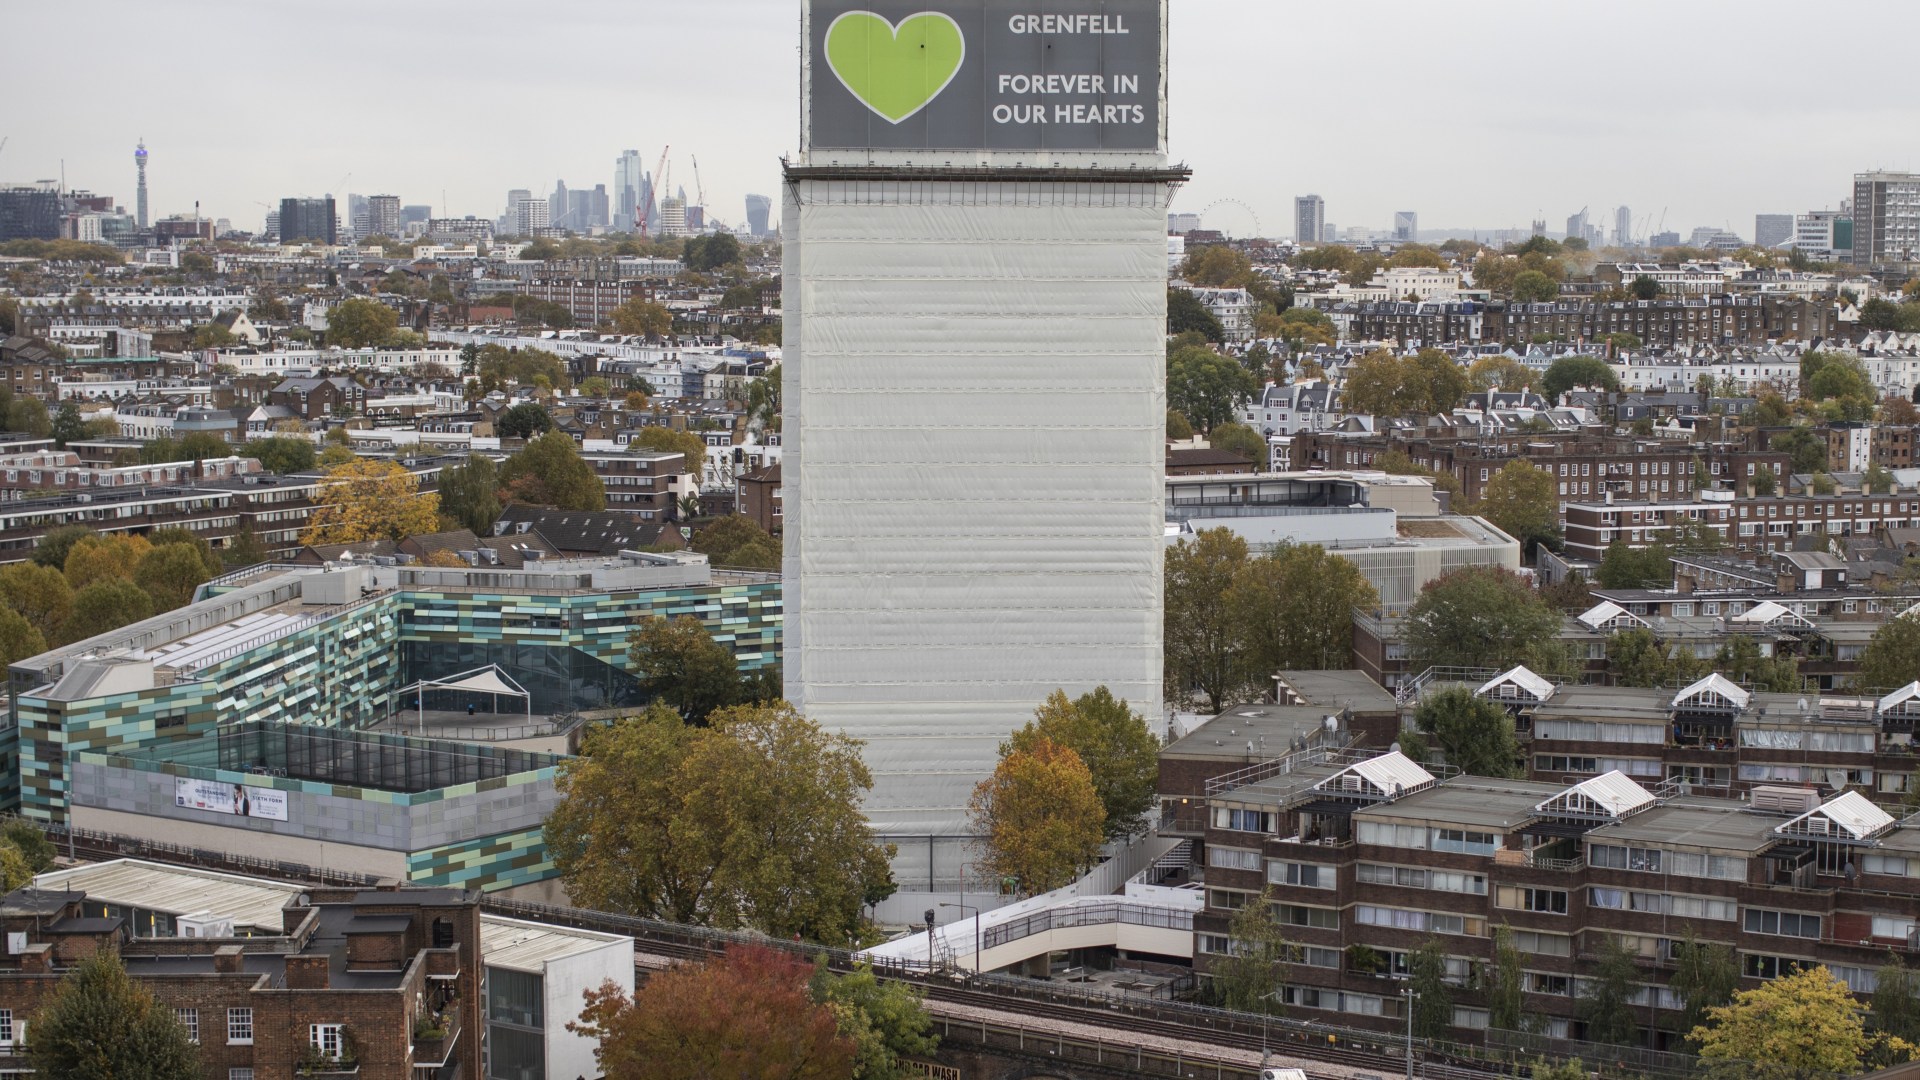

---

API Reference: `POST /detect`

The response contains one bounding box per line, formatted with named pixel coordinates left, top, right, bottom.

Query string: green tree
left=1207, top=421, right=1267, bottom=466
left=1512, top=270, right=1559, bottom=302
left=7, top=396, right=50, bottom=438
left=1182, top=245, right=1255, bottom=287
left=498, top=430, right=606, bottom=511
left=1858, top=614, right=1920, bottom=691
left=1671, top=929, right=1740, bottom=1043
left=1166, top=410, right=1194, bottom=440
left=1873, top=958, right=1920, bottom=1044
left=26, top=950, right=201, bottom=1080
left=1413, top=686, right=1521, bottom=778
left=0, top=607, right=46, bottom=670
left=30, top=524, right=91, bottom=570
left=62, top=579, right=155, bottom=643
left=1751, top=466, right=1778, bottom=496
left=0, top=561, right=74, bottom=641
left=1532, top=1057, right=1588, bottom=1080
left=436, top=455, right=502, bottom=534
left=1487, top=924, right=1527, bottom=1033
left=1209, top=887, right=1292, bottom=1014
left=1227, top=542, right=1378, bottom=677
left=1409, top=936, right=1456, bottom=1039
left=810, top=961, right=938, bottom=1080
left=634, top=424, right=710, bottom=468
left=970, top=736, right=1106, bottom=895
left=50, top=402, right=87, bottom=448
left=691, top=515, right=782, bottom=571
left=245, top=435, right=316, bottom=474
left=1772, top=426, right=1829, bottom=475
left=325, top=297, right=399, bottom=348
left=1597, top=539, right=1673, bottom=589
left=1342, top=349, right=1424, bottom=416
left=1712, top=635, right=1798, bottom=692
left=1404, top=566, right=1562, bottom=673
left=1167, top=288, right=1225, bottom=341
left=1541, top=356, right=1620, bottom=401
left=2, top=820, right=57, bottom=873
left=684, top=233, right=743, bottom=272
left=1867, top=463, right=1896, bottom=495
left=1477, top=461, right=1559, bottom=554
left=627, top=615, right=742, bottom=723
left=547, top=704, right=892, bottom=941
left=1579, top=935, right=1642, bottom=1046
left=496, top=402, right=553, bottom=440
left=133, top=542, right=214, bottom=612
left=1167, top=345, right=1257, bottom=430
left=1007, top=687, right=1159, bottom=841
left=1693, top=965, right=1892, bottom=1074
left=1164, top=528, right=1251, bottom=712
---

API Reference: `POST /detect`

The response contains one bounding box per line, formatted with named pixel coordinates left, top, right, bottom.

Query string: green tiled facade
left=407, top=827, right=554, bottom=892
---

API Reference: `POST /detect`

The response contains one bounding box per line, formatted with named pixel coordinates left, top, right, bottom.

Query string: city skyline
left=7, top=0, right=1916, bottom=241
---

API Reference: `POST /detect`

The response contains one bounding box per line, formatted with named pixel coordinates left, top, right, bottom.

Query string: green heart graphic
left=825, top=10, right=965, bottom=124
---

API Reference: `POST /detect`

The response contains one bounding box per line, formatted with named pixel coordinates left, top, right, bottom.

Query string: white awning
left=423, top=668, right=524, bottom=697
left=1314, top=751, right=1435, bottom=801
left=1536, top=771, right=1656, bottom=819
left=1777, top=790, right=1896, bottom=841
left=1476, top=665, right=1555, bottom=703
left=1577, top=601, right=1645, bottom=631
left=1877, top=681, right=1920, bottom=714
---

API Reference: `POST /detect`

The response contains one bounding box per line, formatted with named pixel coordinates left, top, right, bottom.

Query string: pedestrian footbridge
left=862, top=882, right=1202, bottom=975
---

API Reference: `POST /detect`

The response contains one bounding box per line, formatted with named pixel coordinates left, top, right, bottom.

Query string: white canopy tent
left=396, top=665, right=532, bottom=731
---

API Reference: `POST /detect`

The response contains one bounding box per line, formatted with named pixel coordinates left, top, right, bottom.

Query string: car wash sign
left=804, top=0, right=1164, bottom=153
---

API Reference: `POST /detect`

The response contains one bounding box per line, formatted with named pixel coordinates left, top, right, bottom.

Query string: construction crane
left=691, top=155, right=706, bottom=209
left=644, top=145, right=670, bottom=235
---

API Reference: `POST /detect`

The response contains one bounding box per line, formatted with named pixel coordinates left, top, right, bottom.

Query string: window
left=1208, top=847, right=1260, bottom=871
left=1433, top=828, right=1497, bottom=855
left=1871, top=915, right=1918, bottom=941
left=1510, top=930, right=1571, bottom=956
left=1745, top=954, right=1809, bottom=980
left=311, top=1024, right=345, bottom=1061
left=1268, top=861, right=1334, bottom=889
left=0, top=1010, right=11, bottom=1048
left=1213, top=807, right=1273, bottom=833
left=1525, top=972, right=1572, bottom=995
left=176, top=1008, right=198, bottom=1044
left=1744, top=909, right=1821, bottom=939
left=229, top=1071, right=255, bottom=1080
left=227, top=1008, right=253, bottom=1045
left=1277, top=904, right=1338, bottom=930
left=1299, top=946, right=1341, bottom=968
left=1356, top=822, right=1427, bottom=849
left=1497, top=886, right=1569, bottom=914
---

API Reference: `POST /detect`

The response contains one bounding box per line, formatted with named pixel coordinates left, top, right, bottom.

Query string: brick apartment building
left=1566, top=490, right=1920, bottom=563
left=514, top=279, right=647, bottom=327
left=1324, top=295, right=1838, bottom=350
left=738, top=461, right=782, bottom=535
left=1191, top=731, right=1920, bottom=1049
left=0, top=881, right=481, bottom=1079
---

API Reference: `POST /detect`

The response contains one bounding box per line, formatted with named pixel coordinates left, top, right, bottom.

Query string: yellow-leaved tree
left=299, top=459, right=441, bottom=545
left=1692, top=964, right=1916, bottom=1074
left=968, top=736, right=1105, bottom=895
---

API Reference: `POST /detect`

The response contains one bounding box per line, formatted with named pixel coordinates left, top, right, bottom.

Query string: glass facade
left=486, top=967, right=545, bottom=1080
left=402, top=641, right=645, bottom=714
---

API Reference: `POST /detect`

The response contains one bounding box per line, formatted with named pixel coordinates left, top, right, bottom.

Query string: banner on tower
left=803, top=0, right=1165, bottom=154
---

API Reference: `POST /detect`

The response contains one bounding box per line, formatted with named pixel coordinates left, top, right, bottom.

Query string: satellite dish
left=1390, top=741, right=1403, bottom=754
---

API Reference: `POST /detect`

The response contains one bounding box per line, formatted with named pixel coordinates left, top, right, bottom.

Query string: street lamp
left=939, top=902, right=981, bottom=977
left=1259, top=989, right=1285, bottom=1066
left=1402, top=985, right=1417, bottom=1080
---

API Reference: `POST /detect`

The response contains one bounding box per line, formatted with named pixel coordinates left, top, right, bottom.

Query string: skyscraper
left=784, top=0, right=1171, bottom=903
left=1614, top=206, right=1633, bottom=248
left=1295, top=194, right=1325, bottom=245
left=658, top=196, right=687, bottom=237
left=1753, top=214, right=1794, bottom=250
left=613, top=151, right=644, bottom=232
left=278, top=197, right=336, bottom=244
left=1565, top=207, right=1589, bottom=242
left=134, top=140, right=149, bottom=230
left=1851, top=171, right=1920, bottom=269
left=744, top=194, right=772, bottom=236
left=548, top=181, right=570, bottom=230
left=1393, top=211, right=1417, bottom=242
left=513, top=196, right=548, bottom=237
left=367, top=195, right=401, bottom=240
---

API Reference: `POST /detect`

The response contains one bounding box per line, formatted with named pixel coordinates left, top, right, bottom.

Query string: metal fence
left=980, top=902, right=1194, bottom=951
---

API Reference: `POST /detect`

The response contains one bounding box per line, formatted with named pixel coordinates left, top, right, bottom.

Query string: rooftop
left=1590, top=799, right=1785, bottom=854
left=1356, top=776, right=1562, bottom=831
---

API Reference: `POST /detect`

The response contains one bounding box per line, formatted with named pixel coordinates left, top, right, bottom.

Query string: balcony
left=412, top=1007, right=462, bottom=1071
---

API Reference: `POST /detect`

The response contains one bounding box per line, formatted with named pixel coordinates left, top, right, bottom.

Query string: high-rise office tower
left=1851, top=172, right=1920, bottom=269
left=1565, top=207, right=1589, bottom=242
left=1295, top=194, right=1325, bottom=244
left=784, top=0, right=1173, bottom=904
left=278, top=197, right=337, bottom=244
left=548, top=181, right=570, bottom=230
left=744, top=194, right=772, bottom=236
left=614, top=151, right=644, bottom=231
left=1614, top=206, right=1633, bottom=248
left=659, top=197, right=687, bottom=237
left=1754, top=214, right=1794, bottom=250
left=134, top=140, right=149, bottom=229
left=367, top=195, right=401, bottom=239
left=1393, top=211, right=1417, bottom=242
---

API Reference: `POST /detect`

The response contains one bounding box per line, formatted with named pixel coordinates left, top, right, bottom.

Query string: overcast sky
left=9, top=0, right=1915, bottom=241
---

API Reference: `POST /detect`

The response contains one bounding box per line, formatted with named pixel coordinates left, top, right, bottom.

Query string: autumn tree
left=1207, top=421, right=1267, bottom=466
left=1209, top=887, right=1291, bottom=1013
left=498, top=430, right=606, bottom=511
left=635, top=424, right=711, bottom=469
left=1008, top=687, right=1159, bottom=841
left=1164, top=527, right=1250, bottom=711
left=1227, top=541, right=1378, bottom=676
left=300, top=459, right=441, bottom=545
left=546, top=703, right=894, bottom=941
left=1477, top=461, right=1559, bottom=554
left=0, top=608, right=45, bottom=670
left=1468, top=355, right=1536, bottom=392
left=1404, top=566, right=1563, bottom=673
left=1182, top=245, right=1255, bottom=287
left=325, top=297, right=399, bottom=348
left=571, top=946, right=856, bottom=1080
left=1166, top=410, right=1194, bottom=440
left=27, top=951, right=200, bottom=1080
left=0, top=562, right=73, bottom=641
left=1693, top=965, right=1908, bottom=1075
left=610, top=298, right=673, bottom=337
left=63, top=534, right=152, bottom=591
left=435, top=455, right=502, bottom=534
left=969, top=736, right=1106, bottom=895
